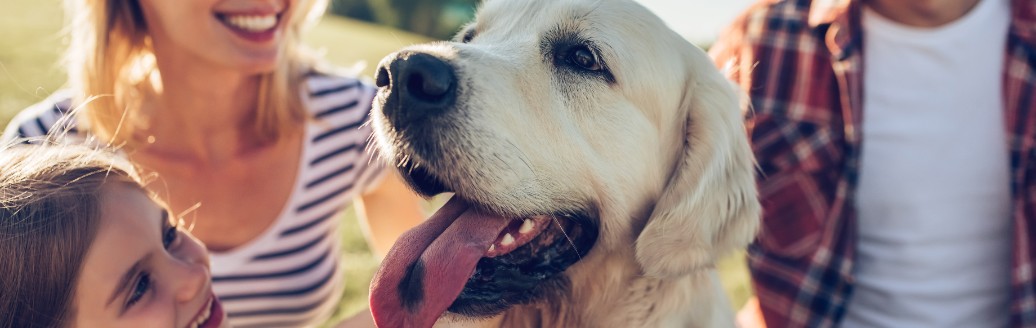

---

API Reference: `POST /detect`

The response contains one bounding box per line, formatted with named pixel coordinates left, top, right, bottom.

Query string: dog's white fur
left=371, top=0, right=760, bottom=326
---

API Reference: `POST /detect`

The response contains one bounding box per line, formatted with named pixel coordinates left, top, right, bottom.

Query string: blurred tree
left=328, top=0, right=378, bottom=22
left=328, top=0, right=478, bottom=40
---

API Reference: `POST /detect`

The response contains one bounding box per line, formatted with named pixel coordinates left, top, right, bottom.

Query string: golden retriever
left=367, top=0, right=760, bottom=326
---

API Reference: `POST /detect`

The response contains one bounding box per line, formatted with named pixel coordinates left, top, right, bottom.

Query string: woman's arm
left=355, top=169, right=427, bottom=258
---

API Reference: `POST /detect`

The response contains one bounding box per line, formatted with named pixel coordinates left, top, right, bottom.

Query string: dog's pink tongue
left=370, top=196, right=511, bottom=328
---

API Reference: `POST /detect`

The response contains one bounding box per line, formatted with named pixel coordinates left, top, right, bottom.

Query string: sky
left=633, top=0, right=757, bottom=44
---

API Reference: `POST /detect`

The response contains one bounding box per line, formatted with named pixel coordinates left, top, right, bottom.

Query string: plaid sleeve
left=710, top=2, right=856, bottom=327
left=710, top=1, right=841, bottom=260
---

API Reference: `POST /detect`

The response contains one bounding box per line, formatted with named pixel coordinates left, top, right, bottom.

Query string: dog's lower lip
left=388, top=154, right=600, bottom=317
left=448, top=212, right=598, bottom=316
left=398, top=161, right=451, bottom=196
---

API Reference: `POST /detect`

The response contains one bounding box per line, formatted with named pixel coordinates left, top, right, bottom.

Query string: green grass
left=0, top=0, right=67, bottom=124
left=0, top=1, right=751, bottom=325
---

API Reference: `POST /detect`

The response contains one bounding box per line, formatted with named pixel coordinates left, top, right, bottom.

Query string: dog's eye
left=567, top=46, right=602, bottom=71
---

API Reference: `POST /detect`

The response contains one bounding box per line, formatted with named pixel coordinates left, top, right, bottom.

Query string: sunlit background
left=0, top=0, right=755, bottom=325
left=325, top=0, right=755, bottom=44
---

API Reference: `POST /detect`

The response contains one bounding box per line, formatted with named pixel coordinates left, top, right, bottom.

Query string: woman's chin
left=235, top=59, right=280, bottom=76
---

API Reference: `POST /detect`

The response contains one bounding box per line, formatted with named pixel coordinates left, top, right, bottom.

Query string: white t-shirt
left=844, top=0, right=1013, bottom=327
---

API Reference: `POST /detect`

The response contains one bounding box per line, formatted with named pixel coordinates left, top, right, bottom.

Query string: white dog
left=367, top=0, right=760, bottom=326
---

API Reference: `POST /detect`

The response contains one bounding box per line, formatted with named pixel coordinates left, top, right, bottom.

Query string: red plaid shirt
left=710, top=0, right=1036, bottom=326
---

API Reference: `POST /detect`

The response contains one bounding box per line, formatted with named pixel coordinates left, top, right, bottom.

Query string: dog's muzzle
left=375, top=51, right=458, bottom=128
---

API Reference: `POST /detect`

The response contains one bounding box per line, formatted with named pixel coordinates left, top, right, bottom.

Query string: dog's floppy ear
left=634, top=48, right=760, bottom=278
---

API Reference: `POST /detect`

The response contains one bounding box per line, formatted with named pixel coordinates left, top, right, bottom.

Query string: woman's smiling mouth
left=216, top=12, right=281, bottom=42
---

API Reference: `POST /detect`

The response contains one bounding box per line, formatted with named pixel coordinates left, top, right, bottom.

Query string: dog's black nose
left=376, top=51, right=457, bottom=127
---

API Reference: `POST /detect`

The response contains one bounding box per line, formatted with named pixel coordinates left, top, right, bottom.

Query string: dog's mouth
left=369, top=163, right=599, bottom=328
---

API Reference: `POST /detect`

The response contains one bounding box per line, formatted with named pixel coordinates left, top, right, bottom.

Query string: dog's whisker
left=397, top=154, right=413, bottom=170
left=505, top=140, right=534, bottom=173
left=361, top=118, right=375, bottom=129
left=490, top=153, right=509, bottom=172
left=364, top=146, right=381, bottom=167
left=551, top=213, right=582, bottom=260
left=364, top=120, right=377, bottom=142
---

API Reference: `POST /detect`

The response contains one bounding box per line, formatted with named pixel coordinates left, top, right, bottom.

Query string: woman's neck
left=139, top=59, right=267, bottom=164
left=866, top=0, right=983, bottom=27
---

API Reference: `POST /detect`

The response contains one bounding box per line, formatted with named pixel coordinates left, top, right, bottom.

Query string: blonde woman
left=2, top=0, right=425, bottom=326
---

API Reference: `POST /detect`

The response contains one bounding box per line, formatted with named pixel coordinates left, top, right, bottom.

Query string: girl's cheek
left=140, top=299, right=179, bottom=328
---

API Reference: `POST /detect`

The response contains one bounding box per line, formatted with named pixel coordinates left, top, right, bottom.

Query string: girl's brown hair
left=0, top=144, right=144, bottom=328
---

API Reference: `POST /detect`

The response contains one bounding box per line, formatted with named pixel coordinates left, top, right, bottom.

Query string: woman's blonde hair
left=63, top=0, right=330, bottom=146
left=0, top=143, right=146, bottom=327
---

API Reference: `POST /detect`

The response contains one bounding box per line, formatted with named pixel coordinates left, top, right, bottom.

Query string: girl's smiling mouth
left=188, top=294, right=224, bottom=328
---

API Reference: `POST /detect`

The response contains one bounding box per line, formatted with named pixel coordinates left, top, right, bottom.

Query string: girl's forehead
left=98, top=183, right=165, bottom=230
left=74, top=183, right=164, bottom=313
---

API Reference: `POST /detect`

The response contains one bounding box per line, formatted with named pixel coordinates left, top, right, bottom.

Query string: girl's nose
left=172, top=232, right=211, bottom=303
left=173, top=255, right=210, bottom=303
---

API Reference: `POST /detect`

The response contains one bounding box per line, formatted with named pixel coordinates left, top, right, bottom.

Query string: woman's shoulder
left=2, top=90, right=78, bottom=143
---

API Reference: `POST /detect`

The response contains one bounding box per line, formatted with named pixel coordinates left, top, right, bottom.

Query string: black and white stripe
left=2, top=89, right=77, bottom=144
left=211, top=74, right=381, bottom=327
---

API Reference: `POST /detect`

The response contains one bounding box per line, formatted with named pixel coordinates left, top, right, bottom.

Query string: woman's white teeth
left=519, top=219, right=534, bottom=234
left=500, top=233, right=515, bottom=246
left=224, top=14, right=277, bottom=32
left=488, top=244, right=495, bottom=252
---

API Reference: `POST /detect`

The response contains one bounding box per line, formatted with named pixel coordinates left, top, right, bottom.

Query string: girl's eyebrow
left=106, top=208, right=167, bottom=309
left=106, top=254, right=152, bottom=308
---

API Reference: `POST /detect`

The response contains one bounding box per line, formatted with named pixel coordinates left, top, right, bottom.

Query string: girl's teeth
left=192, top=299, right=212, bottom=327
left=224, top=15, right=277, bottom=32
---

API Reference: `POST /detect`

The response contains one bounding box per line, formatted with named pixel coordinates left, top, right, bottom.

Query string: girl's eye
left=163, top=225, right=178, bottom=249
left=126, top=273, right=151, bottom=308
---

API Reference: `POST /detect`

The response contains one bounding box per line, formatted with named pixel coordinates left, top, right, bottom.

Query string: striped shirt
left=709, top=0, right=1036, bottom=327
left=2, top=72, right=385, bottom=327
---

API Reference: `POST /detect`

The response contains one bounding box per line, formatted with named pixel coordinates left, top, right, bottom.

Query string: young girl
left=0, top=144, right=228, bottom=328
